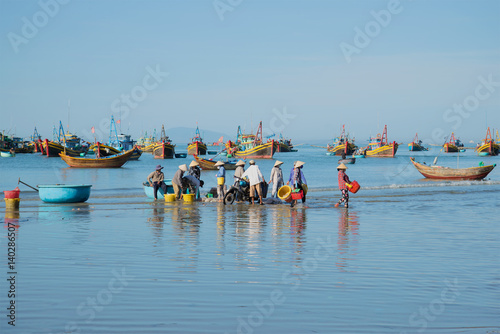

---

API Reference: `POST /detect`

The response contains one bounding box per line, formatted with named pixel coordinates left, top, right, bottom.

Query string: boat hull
left=275, top=142, right=292, bottom=152
left=59, top=149, right=134, bottom=168
left=0, top=151, right=14, bottom=157
left=443, top=143, right=458, bottom=153
left=366, top=143, right=398, bottom=157
left=410, top=158, right=496, bottom=180
left=187, top=142, right=207, bottom=155
left=327, top=142, right=356, bottom=155
left=38, top=184, right=92, bottom=203
left=153, top=143, right=175, bottom=159
left=89, top=144, right=121, bottom=157
left=193, top=155, right=237, bottom=170
left=476, top=142, right=499, bottom=156
left=143, top=181, right=175, bottom=199
left=129, top=148, right=142, bottom=160
left=234, top=141, right=275, bottom=159
left=408, top=142, right=428, bottom=151
left=42, top=140, right=85, bottom=157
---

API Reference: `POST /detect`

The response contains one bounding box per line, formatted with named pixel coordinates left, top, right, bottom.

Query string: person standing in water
left=215, top=161, right=226, bottom=202
left=335, top=163, right=350, bottom=208
left=172, top=164, right=188, bottom=200
left=287, top=161, right=307, bottom=207
left=242, top=160, right=266, bottom=205
left=268, top=160, right=284, bottom=198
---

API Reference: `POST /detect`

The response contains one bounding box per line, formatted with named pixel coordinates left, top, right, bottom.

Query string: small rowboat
left=38, top=184, right=92, bottom=203
left=338, top=158, right=356, bottom=164
left=143, top=181, right=175, bottom=199
left=59, top=148, right=135, bottom=168
left=410, top=157, right=496, bottom=180
left=175, top=153, right=187, bottom=158
left=193, top=155, right=237, bottom=170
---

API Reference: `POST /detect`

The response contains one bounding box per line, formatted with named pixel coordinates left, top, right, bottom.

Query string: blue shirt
left=216, top=166, right=226, bottom=178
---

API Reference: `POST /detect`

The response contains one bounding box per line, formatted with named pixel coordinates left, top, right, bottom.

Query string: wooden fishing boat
left=153, top=125, right=176, bottom=159
left=129, top=147, right=142, bottom=160
left=89, top=143, right=121, bottom=157
left=38, top=184, right=92, bottom=203
left=143, top=181, right=175, bottom=199
left=187, top=126, right=207, bottom=155
left=193, top=155, right=237, bottom=170
left=275, top=134, right=294, bottom=152
left=231, top=122, right=276, bottom=159
left=153, top=142, right=175, bottom=159
left=42, top=139, right=86, bottom=157
left=59, top=148, right=135, bottom=168
left=410, top=158, right=496, bottom=180
left=443, top=132, right=464, bottom=153
left=327, top=125, right=357, bottom=155
left=363, top=125, right=398, bottom=157
left=408, top=133, right=428, bottom=151
left=475, top=127, right=499, bottom=156
left=338, top=158, right=356, bottom=164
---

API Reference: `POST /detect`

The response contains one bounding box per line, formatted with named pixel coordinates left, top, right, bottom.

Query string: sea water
left=0, top=146, right=499, bottom=333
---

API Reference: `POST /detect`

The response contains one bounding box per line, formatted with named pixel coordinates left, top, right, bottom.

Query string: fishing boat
left=275, top=133, right=294, bottom=152
left=89, top=143, right=121, bottom=156
left=0, top=148, right=15, bottom=157
left=143, top=180, right=175, bottom=199
left=231, top=122, right=275, bottom=159
left=42, top=121, right=87, bottom=157
left=363, top=125, right=398, bottom=157
left=193, top=155, right=238, bottom=170
left=38, top=184, right=92, bottom=203
left=410, top=158, right=496, bottom=180
left=187, top=126, right=207, bottom=155
left=443, top=132, right=464, bottom=153
left=136, top=129, right=156, bottom=152
left=153, top=125, right=176, bottom=159
left=475, top=127, right=499, bottom=156
left=59, top=145, right=135, bottom=168
left=408, top=133, right=428, bottom=151
left=327, top=125, right=357, bottom=156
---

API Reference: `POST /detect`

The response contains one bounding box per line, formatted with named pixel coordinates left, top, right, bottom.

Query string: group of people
left=147, top=159, right=353, bottom=208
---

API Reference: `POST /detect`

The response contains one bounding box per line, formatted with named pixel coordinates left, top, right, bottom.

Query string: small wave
left=310, top=180, right=500, bottom=192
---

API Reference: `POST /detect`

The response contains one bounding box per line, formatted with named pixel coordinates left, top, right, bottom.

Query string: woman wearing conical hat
left=268, top=160, right=284, bottom=198
left=188, top=160, right=201, bottom=180
left=335, top=163, right=351, bottom=208
left=287, top=161, right=307, bottom=207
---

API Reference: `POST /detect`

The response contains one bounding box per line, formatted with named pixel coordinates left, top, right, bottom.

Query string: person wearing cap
left=215, top=161, right=226, bottom=202
left=242, top=160, right=266, bottom=205
left=172, top=164, right=188, bottom=200
left=268, top=160, right=284, bottom=198
left=147, top=165, right=168, bottom=200
left=287, top=161, right=307, bottom=207
left=335, top=163, right=351, bottom=208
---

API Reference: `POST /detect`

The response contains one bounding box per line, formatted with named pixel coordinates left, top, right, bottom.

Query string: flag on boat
left=91, top=126, right=95, bottom=134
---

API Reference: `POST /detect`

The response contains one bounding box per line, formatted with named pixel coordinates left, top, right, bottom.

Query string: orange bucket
left=4, top=187, right=20, bottom=199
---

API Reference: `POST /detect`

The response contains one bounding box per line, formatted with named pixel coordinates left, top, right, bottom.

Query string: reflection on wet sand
left=336, top=209, right=359, bottom=272
left=146, top=205, right=165, bottom=247
left=290, top=208, right=307, bottom=266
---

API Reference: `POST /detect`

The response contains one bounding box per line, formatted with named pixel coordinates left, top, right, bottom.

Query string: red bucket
left=4, top=187, right=20, bottom=199
left=347, top=181, right=360, bottom=194
left=291, top=190, right=303, bottom=200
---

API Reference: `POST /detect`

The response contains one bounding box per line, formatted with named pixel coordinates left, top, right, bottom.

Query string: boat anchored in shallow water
left=187, top=125, right=207, bottom=156
left=327, top=125, right=357, bottom=156
left=443, top=132, right=464, bottom=153
left=475, top=127, right=499, bottom=156
left=410, top=157, right=496, bottom=180
left=408, top=133, right=428, bottom=151
left=231, top=122, right=275, bottom=159
left=153, top=125, right=176, bottom=159
left=363, top=125, right=398, bottom=157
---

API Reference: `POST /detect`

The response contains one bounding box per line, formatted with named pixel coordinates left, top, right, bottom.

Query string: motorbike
left=223, top=176, right=251, bottom=205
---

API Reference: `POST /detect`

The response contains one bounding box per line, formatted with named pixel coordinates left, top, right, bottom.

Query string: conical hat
left=236, top=160, right=246, bottom=166
left=179, top=164, right=188, bottom=172
left=214, top=161, right=224, bottom=167
left=295, top=161, right=305, bottom=168
left=337, top=163, right=347, bottom=170
left=189, top=160, right=199, bottom=167
left=274, top=160, right=283, bottom=167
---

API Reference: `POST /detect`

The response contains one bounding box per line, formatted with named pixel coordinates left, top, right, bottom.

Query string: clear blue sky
left=1, top=0, right=499, bottom=144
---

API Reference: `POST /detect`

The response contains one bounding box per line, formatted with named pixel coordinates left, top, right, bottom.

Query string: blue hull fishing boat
left=38, top=184, right=92, bottom=203
left=143, top=180, right=175, bottom=199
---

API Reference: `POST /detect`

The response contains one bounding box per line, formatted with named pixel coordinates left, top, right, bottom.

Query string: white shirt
left=242, top=165, right=264, bottom=186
